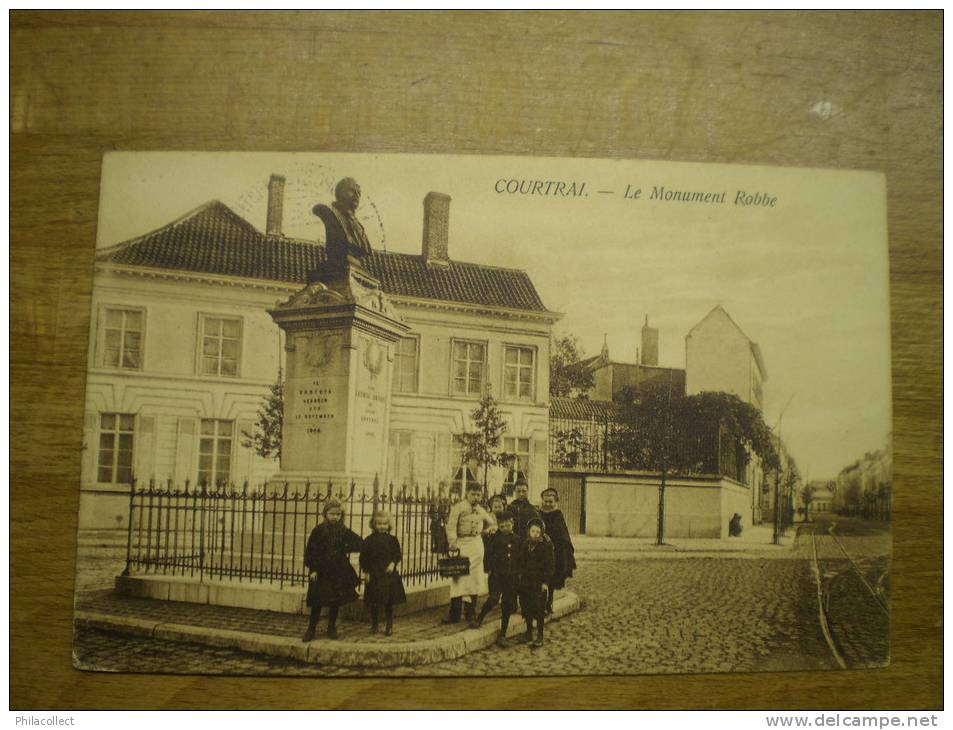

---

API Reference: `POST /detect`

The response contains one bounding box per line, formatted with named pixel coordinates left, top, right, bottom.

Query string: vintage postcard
left=72, top=151, right=891, bottom=677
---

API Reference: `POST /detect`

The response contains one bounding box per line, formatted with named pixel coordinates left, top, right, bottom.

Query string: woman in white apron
left=442, top=483, right=496, bottom=624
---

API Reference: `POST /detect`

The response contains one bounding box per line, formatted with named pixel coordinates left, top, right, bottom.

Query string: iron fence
left=122, top=478, right=451, bottom=590
left=549, top=416, right=749, bottom=484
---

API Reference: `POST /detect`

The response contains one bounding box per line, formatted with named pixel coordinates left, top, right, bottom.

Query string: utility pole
left=656, top=370, right=675, bottom=546
left=773, top=393, right=795, bottom=546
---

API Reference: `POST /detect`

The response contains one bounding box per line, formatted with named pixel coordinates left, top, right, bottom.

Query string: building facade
left=80, top=181, right=559, bottom=529
left=685, top=305, right=767, bottom=412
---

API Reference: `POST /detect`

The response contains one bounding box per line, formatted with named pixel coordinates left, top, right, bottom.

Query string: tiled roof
left=97, top=201, right=551, bottom=313
left=550, top=396, right=621, bottom=421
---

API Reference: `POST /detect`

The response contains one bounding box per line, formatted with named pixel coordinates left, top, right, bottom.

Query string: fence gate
left=547, top=472, right=585, bottom=534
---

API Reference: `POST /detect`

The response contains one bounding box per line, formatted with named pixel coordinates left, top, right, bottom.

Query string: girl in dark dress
left=359, top=510, right=406, bottom=636
left=302, top=498, right=363, bottom=642
left=517, top=517, right=554, bottom=649
left=540, top=487, right=577, bottom=616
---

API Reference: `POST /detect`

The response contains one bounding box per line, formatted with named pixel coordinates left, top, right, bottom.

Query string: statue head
left=334, top=177, right=362, bottom=214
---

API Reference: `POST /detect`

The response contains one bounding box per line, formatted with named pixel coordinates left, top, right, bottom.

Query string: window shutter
left=236, top=419, right=255, bottom=485
left=174, top=417, right=197, bottom=487
left=134, top=415, right=157, bottom=486
left=81, top=411, right=99, bottom=485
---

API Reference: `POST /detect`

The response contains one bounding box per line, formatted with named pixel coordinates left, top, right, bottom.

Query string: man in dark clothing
left=471, top=510, right=522, bottom=647
left=518, top=517, right=554, bottom=649
left=729, top=512, right=743, bottom=537
left=540, top=487, right=576, bottom=616
left=509, top=475, right=541, bottom=538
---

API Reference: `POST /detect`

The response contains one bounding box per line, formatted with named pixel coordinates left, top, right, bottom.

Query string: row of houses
left=832, top=443, right=893, bottom=519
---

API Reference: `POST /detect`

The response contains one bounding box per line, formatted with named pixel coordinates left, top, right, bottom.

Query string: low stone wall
left=584, top=473, right=752, bottom=538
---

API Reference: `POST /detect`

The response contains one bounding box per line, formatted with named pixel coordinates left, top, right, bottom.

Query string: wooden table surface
left=10, top=10, right=941, bottom=710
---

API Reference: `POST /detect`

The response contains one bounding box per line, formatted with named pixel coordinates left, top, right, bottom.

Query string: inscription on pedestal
left=268, top=254, right=408, bottom=485
left=297, top=382, right=337, bottom=435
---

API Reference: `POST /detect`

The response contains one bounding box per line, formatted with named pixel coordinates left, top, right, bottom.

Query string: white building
left=685, top=305, right=767, bottom=412
left=81, top=179, right=559, bottom=529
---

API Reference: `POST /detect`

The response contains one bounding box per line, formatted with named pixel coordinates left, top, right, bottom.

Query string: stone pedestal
left=267, top=259, right=408, bottom=492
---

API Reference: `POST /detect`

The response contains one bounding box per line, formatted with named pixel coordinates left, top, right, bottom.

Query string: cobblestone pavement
left=807, top=515, right=890, bottom=669
left=74, top=553, right=837, bottom=677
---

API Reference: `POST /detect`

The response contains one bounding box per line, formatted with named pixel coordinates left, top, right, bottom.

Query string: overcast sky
left=97, top=152, right=892, bottom=479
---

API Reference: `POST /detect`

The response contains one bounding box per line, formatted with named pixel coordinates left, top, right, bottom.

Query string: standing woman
left=442, top=482, right=496, bottom=624
left=302, top=497, right=363, bottom=641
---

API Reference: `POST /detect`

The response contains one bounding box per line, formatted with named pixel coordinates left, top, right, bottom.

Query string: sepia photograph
left=71, top=150, right=892, bottom=678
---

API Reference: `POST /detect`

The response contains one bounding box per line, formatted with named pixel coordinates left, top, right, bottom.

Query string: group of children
left=301, top=478, right=577, bottom=649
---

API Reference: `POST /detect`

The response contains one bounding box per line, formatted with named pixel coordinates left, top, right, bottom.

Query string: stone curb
left=74, top=590, right=582, bottom=668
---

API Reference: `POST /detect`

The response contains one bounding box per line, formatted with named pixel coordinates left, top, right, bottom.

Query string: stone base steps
left=74, top=590, right=581, bottom=668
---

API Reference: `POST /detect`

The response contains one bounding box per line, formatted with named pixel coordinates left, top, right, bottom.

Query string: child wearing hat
left=540, top=487, right=577, bottom=616
left=359, top=509, right=406, bottom=636
left=302, top=497, right=363, bottom=642
left=471, top=509, right=523, bottom=647
left=517, top=516, right=554, bottom=649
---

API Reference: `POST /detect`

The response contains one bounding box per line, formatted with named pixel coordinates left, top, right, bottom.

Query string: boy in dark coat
left=509, top=475, right=541, bottom=538
left=470, top=509, right=523, bottom=648
left=517, top=517, right=554, bottom=649
left=540, top=487, right=576, bottom=616
left=359, top=510, right=406, bottom=636
left=302, top=498, right=363, bottom=641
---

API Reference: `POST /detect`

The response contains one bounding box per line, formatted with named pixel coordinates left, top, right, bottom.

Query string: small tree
left=241, top=370, right=284, bottom=461
left=552, top=425, right=590, bottom=468
left=801, top=482, right=816, bottom=522
left=456, top=390, right=511, bottom=494
left=550, top=333, right=595, bottom=398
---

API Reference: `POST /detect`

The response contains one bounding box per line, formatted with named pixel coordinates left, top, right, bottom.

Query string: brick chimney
left=422, top=192, right=451, bottom=265
left=640, top=315, right=659, bottom=366
left=266, top=174, right=285, bottom=236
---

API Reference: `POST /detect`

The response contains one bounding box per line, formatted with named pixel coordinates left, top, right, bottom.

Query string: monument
left=268, top=178, right=408, bottom=491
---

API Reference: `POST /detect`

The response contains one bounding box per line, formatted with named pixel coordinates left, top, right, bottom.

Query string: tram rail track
left=807, top=520, right=890, bottom=669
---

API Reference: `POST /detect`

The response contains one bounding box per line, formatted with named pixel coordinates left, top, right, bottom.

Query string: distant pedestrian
left=302, top=498, right=363, bottom=642
left=539, top=487, right=576, bottom=616
left=517, top=517, right=554, bottom=649
left=471, top=510, right=523, bottom=648
left=441, top=482, right=496, bottom=625
left=509, top=475, right=541, bottom=538
left=359, top=510, right=406, bottom=636
left=729, top=512, right=743, bottom=537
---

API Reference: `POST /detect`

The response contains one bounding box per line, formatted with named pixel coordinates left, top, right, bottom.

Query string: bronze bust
left=312, top=177, right=373, bottom=266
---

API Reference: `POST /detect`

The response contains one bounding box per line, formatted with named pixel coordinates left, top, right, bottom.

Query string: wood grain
left=11, top=10, right=941, bottom=709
